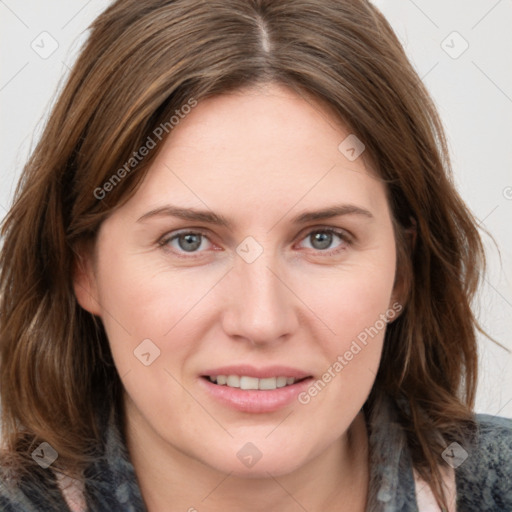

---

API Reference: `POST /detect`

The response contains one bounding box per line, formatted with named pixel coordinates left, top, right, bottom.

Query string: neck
left=125, top=406, right=369, bottom=512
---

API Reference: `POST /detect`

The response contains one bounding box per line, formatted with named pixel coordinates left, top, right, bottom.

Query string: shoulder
left=455, top=413, right=512, bottom=511
left=471, top=413, right=512, bottom=467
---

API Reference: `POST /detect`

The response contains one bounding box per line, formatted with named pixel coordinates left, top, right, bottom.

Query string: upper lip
left=201, top=365, right=312, bottom=379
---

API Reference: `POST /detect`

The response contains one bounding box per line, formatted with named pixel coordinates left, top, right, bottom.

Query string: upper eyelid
left=159, top=227, right=214, bottom=244
left=158, top=228, right=217, bottom=254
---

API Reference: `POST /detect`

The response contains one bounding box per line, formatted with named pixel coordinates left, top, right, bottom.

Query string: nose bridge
left=222, top=243, right=297, bottom=344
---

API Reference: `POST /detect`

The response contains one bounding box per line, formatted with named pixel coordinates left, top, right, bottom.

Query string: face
left=75, top=83, right=399, bottom=478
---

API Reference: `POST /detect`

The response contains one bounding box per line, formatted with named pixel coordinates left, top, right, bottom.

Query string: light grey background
left=1, top=0, right=511, bottom=418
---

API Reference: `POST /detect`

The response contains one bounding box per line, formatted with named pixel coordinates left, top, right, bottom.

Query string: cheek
left=92, top=250, right=206, bottom=425
left=295, top=269, right=396, bottom=423
left=93, top=242, right=223, bottom=373
left=303, top=258, right=396, bottom=347
left=293, top=245, right=397, bottom=404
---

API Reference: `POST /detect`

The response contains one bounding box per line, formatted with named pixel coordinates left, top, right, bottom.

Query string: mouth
left=199, top=365, right=314, bottom=413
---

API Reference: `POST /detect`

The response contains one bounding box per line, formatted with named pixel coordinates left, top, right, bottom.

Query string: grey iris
left=311, top=231, right=332, bottom=250
left=178, top=233, right=202, bottom=252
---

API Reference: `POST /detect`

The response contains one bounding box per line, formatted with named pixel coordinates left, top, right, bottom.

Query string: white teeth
left=226, top=375, right=240, bottom=388
left=209, top=375, right=299, bottom=389
left=240, top=376, right=259, bottom=390
left=259, top=377, right=277, bottom=390
left=276, top=376, right=287, bottom=388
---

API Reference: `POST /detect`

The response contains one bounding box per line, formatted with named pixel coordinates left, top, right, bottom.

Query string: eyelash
left=158, top=227, right=353, bottom=259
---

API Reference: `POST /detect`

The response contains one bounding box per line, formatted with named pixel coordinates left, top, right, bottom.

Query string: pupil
left=312, top=232, right=332, bottom=250
left=179, top=234, right=201, bottom=252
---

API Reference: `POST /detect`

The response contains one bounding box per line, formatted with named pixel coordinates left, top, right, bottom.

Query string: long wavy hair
left=0, top=0, right=485, bottom=508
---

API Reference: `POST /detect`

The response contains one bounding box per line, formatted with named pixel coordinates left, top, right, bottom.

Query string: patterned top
left=1, top=392, right=511, bottom=511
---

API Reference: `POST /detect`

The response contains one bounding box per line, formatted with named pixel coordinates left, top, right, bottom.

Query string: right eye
left=159, top=230, right=216, bottom=256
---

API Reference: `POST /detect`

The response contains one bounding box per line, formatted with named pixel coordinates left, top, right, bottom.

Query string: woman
left=0, top=0, right=510, bottom=510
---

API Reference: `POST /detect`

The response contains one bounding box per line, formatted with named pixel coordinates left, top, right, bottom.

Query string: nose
left=221, top=248, right=299, bottom=346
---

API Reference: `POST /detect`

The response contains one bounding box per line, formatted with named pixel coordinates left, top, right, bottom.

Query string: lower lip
left=199, top=377, right=313, bottom=413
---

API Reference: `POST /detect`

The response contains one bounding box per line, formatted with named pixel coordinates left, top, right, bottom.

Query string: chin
left=197, top=441, right=310, bottom=478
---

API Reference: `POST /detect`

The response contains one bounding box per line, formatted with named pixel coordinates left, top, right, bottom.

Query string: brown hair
left=0, top=0, right=485, bottom=508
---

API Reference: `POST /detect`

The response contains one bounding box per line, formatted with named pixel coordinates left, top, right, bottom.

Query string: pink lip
left=199, top=365, right=314, bottom=413
left=200, top=365, right=311, bottom=379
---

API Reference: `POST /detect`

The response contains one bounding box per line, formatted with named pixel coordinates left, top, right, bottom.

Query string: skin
left=74, top=83, right=401, bottom=511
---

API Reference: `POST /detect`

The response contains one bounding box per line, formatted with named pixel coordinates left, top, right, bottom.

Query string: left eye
left=297, top=229, right=349, bottom=253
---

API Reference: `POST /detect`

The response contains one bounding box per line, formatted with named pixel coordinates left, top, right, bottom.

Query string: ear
left=72, top=241, right=102, bottom=316
left=388, top=217, right=417, bottom=321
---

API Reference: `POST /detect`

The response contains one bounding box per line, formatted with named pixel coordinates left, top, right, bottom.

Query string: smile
left=207, top=375, right=300, bottom=390
left=199, top=366, right=314, bottom=413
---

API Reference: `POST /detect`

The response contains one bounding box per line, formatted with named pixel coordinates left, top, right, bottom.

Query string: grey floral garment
left=1, top=391, right=511, bottom=511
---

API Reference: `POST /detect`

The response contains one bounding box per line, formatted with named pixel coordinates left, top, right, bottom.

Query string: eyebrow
left=136, top=204, right=374, bottom=227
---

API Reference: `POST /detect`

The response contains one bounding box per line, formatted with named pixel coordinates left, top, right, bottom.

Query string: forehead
left=161, top=83, right=368, bottom=169
left=120, top=84, right=389, bottom=223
